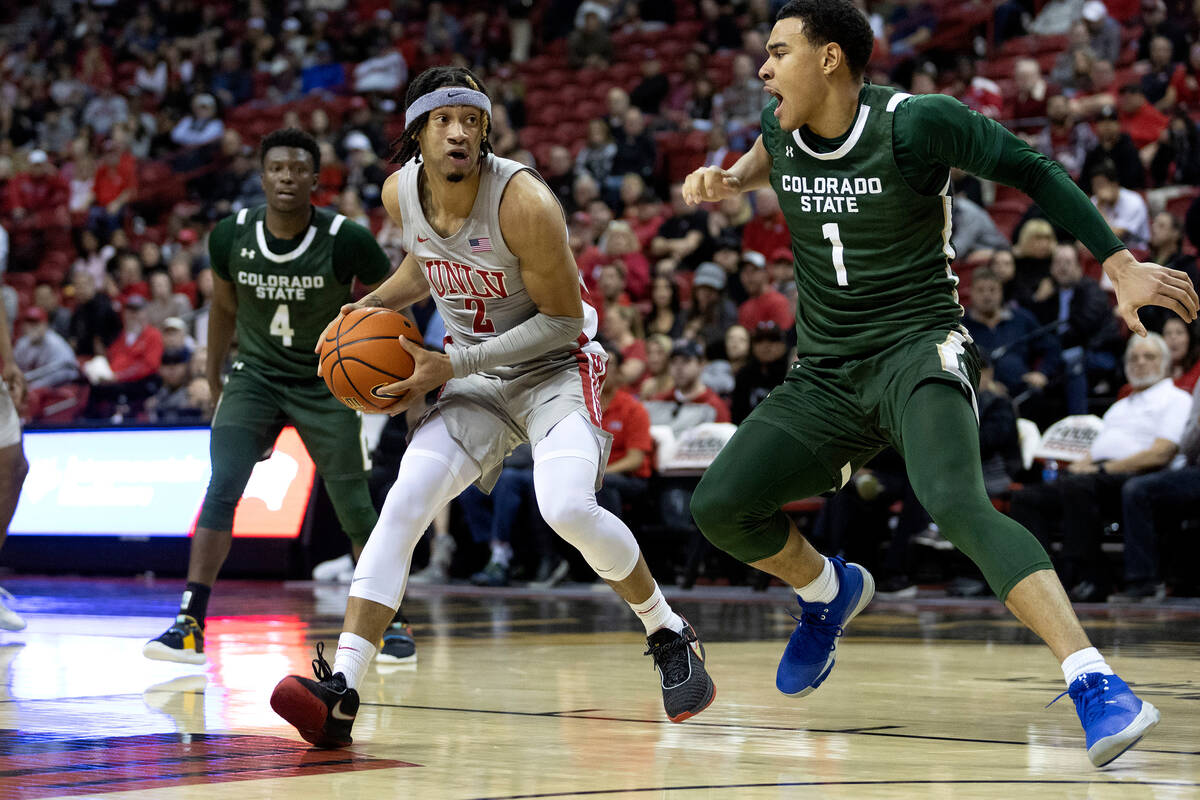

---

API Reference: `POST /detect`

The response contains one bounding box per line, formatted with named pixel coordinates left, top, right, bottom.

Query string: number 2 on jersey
left=269, top=303, right=295, bottom=346
left=822, top=222, right=849, bottom=286
left=465, top=298, right=495, bottom=333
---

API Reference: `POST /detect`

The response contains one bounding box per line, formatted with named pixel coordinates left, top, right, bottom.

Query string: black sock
left=181, top=582, right=211, bottom=627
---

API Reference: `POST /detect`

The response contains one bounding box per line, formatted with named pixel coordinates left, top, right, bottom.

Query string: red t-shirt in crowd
left=742, top=212, right=790, bottom=259
left=107, top=324, right=163, bottom=382
left=1169, top=65, right=1200, bottom=109
left=653, top=386, right=732, bottom=423
left=93, top=152, right=137, bottom=207
left=1119, top=101, right=1169, bottom=149
left=602, top=388, right=653, bottom=479
left=738, top=289, right=795, bottom=331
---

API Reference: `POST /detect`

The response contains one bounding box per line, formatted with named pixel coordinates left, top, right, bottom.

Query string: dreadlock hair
left=260, top=127, right=321, bottom=172
left=390, top=66, right=493, bottom=166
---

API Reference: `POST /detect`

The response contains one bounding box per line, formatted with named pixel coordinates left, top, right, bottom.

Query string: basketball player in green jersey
left=144, top=128, right=416, bottom=666
left=684, top=1, right=1198, bottom=767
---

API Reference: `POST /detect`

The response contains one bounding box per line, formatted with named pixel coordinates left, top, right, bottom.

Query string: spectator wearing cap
left=13, top=307, right=78, bottom=391
left=5, top=150, right=69, bottom=224
left=768, top=247, right=797, bottom=303
left=1079, top=104, right=1145, bottom=192
left=651, top=183, right=712, bottom=269
left=1082, top=0, right=1121, bottom=64
left=89, top=138, right=137, bottom=236
left=343, top=131, right=389, bottom=209
left=84, top=293, right=164, bottom=418
left=682, top=261, right=739, bottom=353
left=950, top=195, right=1012, bottom=266
left=653, top=338, right=731, bottom=423
left=1090, top=161, right=1151, bottom=250
left=145, top=346, right=199, bottom=422
left=737, top=251, right=794, bottom=333
left=741, top=189, right=790, bottom=264
left=1117, top=84, right=1169, bottom=150
left=161, top=316, right=197, bottom=357
left=630, top=51, right=670, bottom=115
left=731, top=321, right=791, bottom=425
left=171, top=94, right=224, bottom=171
left=596, top=345, right=654, bottom=518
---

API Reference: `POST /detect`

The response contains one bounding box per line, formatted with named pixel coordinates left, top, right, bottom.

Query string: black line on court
left=360, top=701, right=1198, bottom=756
left=471, top=778, right=1200, bottom=800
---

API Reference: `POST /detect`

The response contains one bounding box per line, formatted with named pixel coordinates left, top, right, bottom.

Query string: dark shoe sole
left=270, top=677, right=351, bottom=749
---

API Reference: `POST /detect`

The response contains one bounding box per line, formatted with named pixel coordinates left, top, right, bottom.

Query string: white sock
left=796, top=557, right=839, bottom=604
left=490, top=540, right=513, bottom=567
left=1061, top=646, right=1114, bottom=686
left=332, top=632, right=376, bottom=690
left=629, top=584, right=685, bottom=635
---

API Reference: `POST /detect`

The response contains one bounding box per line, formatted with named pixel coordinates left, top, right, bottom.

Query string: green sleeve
left=760, top=99, right=781, bottom=165
left=893, top=93, right=1125, bottom=263
left=207, top=216, right=237, bottom=281
left=331, top=219, right=392, bottom=287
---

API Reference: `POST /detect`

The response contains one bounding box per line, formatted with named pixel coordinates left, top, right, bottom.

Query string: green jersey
left=209, top=205, right=391, bottom=380
left=761, top=84, right=1124, bottom=359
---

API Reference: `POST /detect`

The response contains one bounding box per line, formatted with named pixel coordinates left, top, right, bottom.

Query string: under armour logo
left=786, top=145, right=794, bottom=158
left=241, top=248, right=256, bottom=259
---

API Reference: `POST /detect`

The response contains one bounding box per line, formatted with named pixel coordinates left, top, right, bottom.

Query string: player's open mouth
left=277, top=190, right=295, bottom=198
left=448, top=149, right=469, bottom=163
left=765, top=87, right=783, bottom=117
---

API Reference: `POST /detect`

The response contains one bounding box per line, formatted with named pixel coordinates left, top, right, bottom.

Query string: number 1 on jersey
left=269, top=303, right=295, bottom=346
left=822, top=222, right=849, bottom=287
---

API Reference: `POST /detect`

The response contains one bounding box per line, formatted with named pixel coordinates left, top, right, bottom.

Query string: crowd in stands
left=2, top=0, right=1199, bottom=601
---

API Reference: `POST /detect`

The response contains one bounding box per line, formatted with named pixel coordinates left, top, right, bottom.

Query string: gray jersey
left=396, top=154, right=601, bottom=380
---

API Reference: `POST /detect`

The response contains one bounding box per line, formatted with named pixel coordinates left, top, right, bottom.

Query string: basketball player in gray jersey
left=271, top=66, right=715, bottom=749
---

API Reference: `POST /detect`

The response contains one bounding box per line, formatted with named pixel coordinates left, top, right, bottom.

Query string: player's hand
left=1104, top=254, right=1199, bottom=336
left=376, top=336, right=454, bottom=417
left=314, top=297, right=385, bottom=376
left=2, top=363, right=26, bottom=410
left=682, top=165, right=742, bottom=205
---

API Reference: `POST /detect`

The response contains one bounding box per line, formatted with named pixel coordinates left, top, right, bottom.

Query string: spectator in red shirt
left=596, top=346, right=654, bottom=518
left=1164, top=42, right=1200, bottom=110
left=654, top=338, right=731, bottom=423
left=89, top=138, right=138, bottom=236
left=1118, top=83, right=1169, bottom=149
left=5, top=150, right=68, bottom=224
left=1008, top=58, right=1055, bottom=135
left=737, top=251, right=794, bottom=332
left=599, top=220, right=650, bottom=301
left=85, top=294, right=164, bottom=419
left=741, top=188, right=790, bottom=259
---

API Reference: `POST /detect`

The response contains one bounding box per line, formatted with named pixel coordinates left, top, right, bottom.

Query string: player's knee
left=690, top=474, right=741, bottom=542
left=538, top=489, right=597, bottom=539
left=919, top=476, right=979, bottom=526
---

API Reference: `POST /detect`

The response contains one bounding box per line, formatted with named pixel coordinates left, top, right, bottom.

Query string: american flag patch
left=469, top=237, right=492, bottom=253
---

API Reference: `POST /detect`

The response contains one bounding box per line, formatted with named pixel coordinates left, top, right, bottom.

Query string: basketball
left=320, top=308, right=422, bottom=412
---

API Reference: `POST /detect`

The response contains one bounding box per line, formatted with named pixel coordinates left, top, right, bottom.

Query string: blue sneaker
left=1051, top=673, right=1161, bottom=767
left=776, top=557, right=874, bottom=697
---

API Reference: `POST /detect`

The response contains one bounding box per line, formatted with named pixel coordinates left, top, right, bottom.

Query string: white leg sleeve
left=533, top=413, right=641, bottom=582
left=349, top=414, right=480, bottom=609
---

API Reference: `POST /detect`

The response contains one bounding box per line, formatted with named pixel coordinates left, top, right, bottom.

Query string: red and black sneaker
left=271, top=642, right=359, bottom=748
left=644, top=617, right=716, bottom=723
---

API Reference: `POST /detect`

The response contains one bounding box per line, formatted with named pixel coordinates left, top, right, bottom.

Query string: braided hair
left=390, top=66, right=493, bottom=165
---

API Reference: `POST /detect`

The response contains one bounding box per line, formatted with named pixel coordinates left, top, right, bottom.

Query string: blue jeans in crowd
left=1120, top=467, right=1200, bottom=584
left=1063, top=346, right=1118, bottom=416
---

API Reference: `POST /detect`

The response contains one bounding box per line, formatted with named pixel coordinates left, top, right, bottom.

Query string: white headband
left=404, top=87, right=492, bottom=128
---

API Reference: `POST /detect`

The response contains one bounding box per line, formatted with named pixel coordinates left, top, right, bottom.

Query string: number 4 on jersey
left=269, top=303, right=295, bottom=346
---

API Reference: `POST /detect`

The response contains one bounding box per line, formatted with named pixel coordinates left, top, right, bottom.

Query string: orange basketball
left=320, top=308, right=422, bottom=412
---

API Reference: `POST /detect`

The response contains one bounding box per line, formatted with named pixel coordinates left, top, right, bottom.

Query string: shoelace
left=312, top=641, right=335, bottom=682
left=644, top=631, right=695, bottom=686
left=790, top=605, right=845, bottom=653
left=1046, top=677, right=1109, bottom=725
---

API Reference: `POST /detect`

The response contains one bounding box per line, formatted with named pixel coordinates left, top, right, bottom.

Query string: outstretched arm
left=898, top=93, right=1199, bottom=334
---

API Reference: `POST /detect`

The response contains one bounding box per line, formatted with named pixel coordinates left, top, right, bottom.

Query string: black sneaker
left=143, top=615, right=206, bottom=665
left=470, top=560, right=510, bottom=587
left=644, top=618, right=715, bottom=723
left=1108, top=581, right=1167, bottom=603
left=271, top=642, right=359, bottom=748
left=376, top=618, right=417, bottom=664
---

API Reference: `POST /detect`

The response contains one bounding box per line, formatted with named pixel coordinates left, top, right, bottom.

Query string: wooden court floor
left=0, top=577, right=1196, bottom=799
